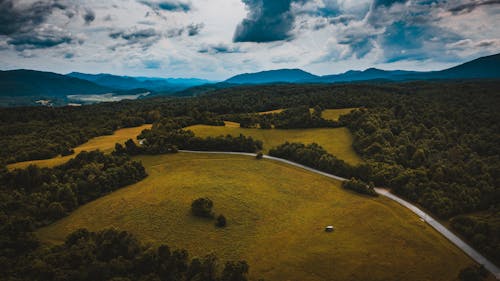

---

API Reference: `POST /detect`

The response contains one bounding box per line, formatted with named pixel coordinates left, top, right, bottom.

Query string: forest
left=0, top=80, right=499, bottom=277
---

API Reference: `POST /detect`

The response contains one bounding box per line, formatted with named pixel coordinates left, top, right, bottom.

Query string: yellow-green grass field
left=187, top=123, right=362, bottom=165
left=321, top=108, right=358, bottom=121
left=37, top=152, right=475, bottom=281
left=7, top=124, right=152, bottom=170
left=258, top=108, right=284, bottom=115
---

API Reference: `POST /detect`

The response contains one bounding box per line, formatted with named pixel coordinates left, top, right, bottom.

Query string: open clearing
left=38, top=152, right=474, bottom=281
left=187, top=124, right=362, bottom=165
left=321, top=108, right=358, bottom=121
left=257, top=108, right=357, bottom=121
left=258, top=108, right=284, bottom=115
left=7, top=124, right=152, bottom=170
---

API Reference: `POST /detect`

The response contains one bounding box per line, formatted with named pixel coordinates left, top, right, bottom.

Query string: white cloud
left=0, top=0, right=498, bottom=80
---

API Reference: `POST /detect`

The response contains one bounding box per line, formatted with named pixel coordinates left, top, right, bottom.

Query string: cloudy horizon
left=0, top=0, right=499, bottom=80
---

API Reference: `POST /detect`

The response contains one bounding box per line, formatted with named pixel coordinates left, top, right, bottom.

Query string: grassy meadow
left=7, top=124, right=152, bottom=170
left=258, top=108, right=284, bottom=115
left=321, top=108, right=358, bottom=121
left=187, top=123, right=363, bottom=165
left=38, top=152, right=475, bottom=281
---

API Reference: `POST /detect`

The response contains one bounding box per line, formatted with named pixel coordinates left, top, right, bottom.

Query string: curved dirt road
left=179, top=150, right=500, bottom=279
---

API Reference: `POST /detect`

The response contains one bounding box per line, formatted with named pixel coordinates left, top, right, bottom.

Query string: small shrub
left=61, top=148, right=75, bottom=156
left=215, top=214, right=227, bottom=227
left=256, top=152, right=263, bottom=160
left=191, top=197, right=214, bottom=218
left=342, top=178, right=378, bottom=197
left=458, top=265, right=488, bottom=281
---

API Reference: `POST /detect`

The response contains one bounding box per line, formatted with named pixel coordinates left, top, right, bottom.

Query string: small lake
left=67, top=92, right=150, bottom=103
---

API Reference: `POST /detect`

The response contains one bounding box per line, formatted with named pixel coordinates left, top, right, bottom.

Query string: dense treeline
left=338, top=86, right=500, bottom=264
left=262, top=141, right=380, bottom=198
left=0, top=151, right=147, bottom=257
left=269, top=142, right=370, bottom=183
left=223, top=106, right=338, bottom=129
left=450, top=213, right=499, bottom=263
left=6, top=227, right=250, bottom=281
left=0, top=150, right=148, bottom=279
left=135, top=119, right=262, bottom=154
left=342, top=178, right=378, bottom=197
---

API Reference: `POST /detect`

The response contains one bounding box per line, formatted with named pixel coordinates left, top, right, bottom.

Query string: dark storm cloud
left=109, top=28, right=162, bottom=50
left=338, top=29, right=376, bottom=58
left=0, top=0, right=94, bottom=51
left=0, top=0, right=67, bottom=35
left=83, top=9, right=96, bottom=24
left=381, top=21, right=461, bottom=62
left=233, top=0, right=308, bottom=43
left=322, top=0, right=466, bottom=62
left=110, top=28, right=159, bottom=40
left=198, top=43, right=242, bottom=54
left=448, top=0, right=500, bottom=14
left=139, top=0, right=192, bottom=12
left=372, top=0, right=406, bottom=8
left=7, top=24, right=80, bottom=51
left=186, top=23, right=204, bottom=36
left=165, top=23, right=203, bottom=37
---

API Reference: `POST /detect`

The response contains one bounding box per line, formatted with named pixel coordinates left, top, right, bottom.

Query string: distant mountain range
left=0, top=53, right=498, bottom=104
left=0, top=69, right=111, bottom=97
left=226, top=69, right=317, bottom=84
left=224, top=53, right=500, bottom=84
left=67, top=72, right=211, bottom=92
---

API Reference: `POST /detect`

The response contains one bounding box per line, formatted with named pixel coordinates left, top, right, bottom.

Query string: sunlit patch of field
left=321, top=108, right=358, bottom=121
left=258, top=108, right=284, bottom=115
left=223, top=121, right=241, bottom=128
left=38, top=152, right=475, bottom=281
left=7, top=124, right=152, bottom=170
left=186, top=124, right=363, bottom=165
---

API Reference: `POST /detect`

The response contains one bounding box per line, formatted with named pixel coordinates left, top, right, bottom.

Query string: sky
left=0, top=0, right=499, bottom=80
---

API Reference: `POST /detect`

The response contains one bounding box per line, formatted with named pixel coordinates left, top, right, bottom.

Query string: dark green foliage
left=61, top=148, right=75, bottom=156
left=220, top=261, right=249, bottom=281
left=342, top=94, right=499, bottom=219
left=124, top=139, right=141, bottom=155
left=342, top=178, right=378, bottom=197
left=17, top=228, right=250, bottom=281
left=458, top=265, right=488, bottom=281
left=215, top=215, right=227, bottom=227
left=139, top=128, right=263, bottom=154
left=269, top=142, right=368, bottom=180
left=191, top=198, right=214, bottom=218
left=450, top=214, right=500, bottom=263
left=0, top=151, right=147, bottom=262
left=224, top=106, right=338, bottom=130
left=256, top=152, right=263, bottom=160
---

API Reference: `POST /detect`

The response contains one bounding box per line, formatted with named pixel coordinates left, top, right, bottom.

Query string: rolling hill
left=37, top=152, right=474, bottom=281
left=225, top=68, right=318, bottom=84
left=0, top=69, right=111, bottom=97
left=68, top=72, right=211, bottom=92
left=224, top=53, right=500, bottom=84
left=424, top=53, right=500, bottom=79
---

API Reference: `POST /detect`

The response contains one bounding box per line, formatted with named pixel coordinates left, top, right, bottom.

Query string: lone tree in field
left=191, top=197, right=214, bottom=218
left=215, top=214, right=227, bottom=227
